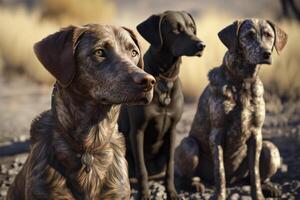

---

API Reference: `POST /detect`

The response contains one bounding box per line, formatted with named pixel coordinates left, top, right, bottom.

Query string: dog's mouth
left=124, top=90, right=154, bottom=105
left=99, top=91, right=153, bottom=105
left=258, top=58, right=272, bottom=65
left=137, top=90, right=154, bottom=104
left=195, top=50, right=204, bottom=57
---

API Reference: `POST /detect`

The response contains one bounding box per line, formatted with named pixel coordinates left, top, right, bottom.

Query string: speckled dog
left=7, top=24, right=155, bottom=200
left=175, top=19, right=287, bottom=200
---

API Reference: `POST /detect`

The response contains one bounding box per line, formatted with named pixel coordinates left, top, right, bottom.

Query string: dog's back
left=7, top=111, right=54, bottom=199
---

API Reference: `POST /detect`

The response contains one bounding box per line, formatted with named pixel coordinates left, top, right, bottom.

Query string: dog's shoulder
left=207, top=65, right=229, bottom=98
left=30, top=110, right=55, bottom=144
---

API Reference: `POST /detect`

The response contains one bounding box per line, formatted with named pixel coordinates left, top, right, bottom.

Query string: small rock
left=241, top=185, right=251, bottom=193
left=12, top=135, right=27, bottom=142
left=15, top=155, right=27, bottom=164
left=0, top=189, right=7, bottom=197
left=241, top=196, right=252, bottom=200
left=280, top=163, right=288, bottom=173
left=0, top=165, right=8, bottom=173
left=230, top=193, right=240, bottom=200
left=8, top=169, right=16, bottom=176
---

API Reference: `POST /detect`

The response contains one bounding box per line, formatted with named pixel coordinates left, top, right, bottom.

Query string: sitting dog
left=7, top=24, right=155, bottom=200
left=175, top=18, right=287, bottom=200
left=118, top=11, right=205, bottom=199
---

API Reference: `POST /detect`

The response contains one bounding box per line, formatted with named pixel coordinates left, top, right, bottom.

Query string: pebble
left=230, top=193, right=240, bottom=200
left=281, top=163, right=288, bottom=173
left=13, top=134, right=28, bottom=142
left=241, top=196, right=251, bottom=200
left=7, top=169, right=16, bottom=176
left=0, top=189, right=7, bottom=197
left=14, top=156, right=27, bottom=164
left=0, top=165, right=7, bottom=174
left=241, top=186, right=251, bottom=193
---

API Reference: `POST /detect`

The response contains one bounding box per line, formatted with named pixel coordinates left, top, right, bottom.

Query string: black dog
left=118, top=11, right=205, bottom=199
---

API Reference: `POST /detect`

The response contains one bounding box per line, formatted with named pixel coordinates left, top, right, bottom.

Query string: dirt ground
left=0, top=75, right=299, bottom=199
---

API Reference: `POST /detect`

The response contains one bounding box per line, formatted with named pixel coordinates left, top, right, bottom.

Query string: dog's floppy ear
left=137, top=14, right=165, bottom=49
left=122, top=27, right=144, bottom=69
left=267, top=20, right=288, bottom=54
left=183, top=11, right=197, bottom=34
left=34, top=26, right=87, bottom=87
left=218, top=20, right=242, bottom=52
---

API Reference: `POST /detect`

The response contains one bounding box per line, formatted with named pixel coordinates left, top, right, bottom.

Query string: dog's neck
left=145, top=47, right=181, bottom=106
left=223, top=51, right=260, bottom=85
left=209, top=51, right=263, bottom=99
left=51, top=84, right=119, bottom=154
left=145, top=46, right=181, bottom=79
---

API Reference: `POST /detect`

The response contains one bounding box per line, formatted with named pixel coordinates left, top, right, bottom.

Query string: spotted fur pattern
left=7, top=24, right=155, bottom=200
left=175, top=18, right=287, bottom=200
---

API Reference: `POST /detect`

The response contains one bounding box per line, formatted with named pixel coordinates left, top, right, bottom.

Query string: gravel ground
left=0, top=75, right=299, bottom=199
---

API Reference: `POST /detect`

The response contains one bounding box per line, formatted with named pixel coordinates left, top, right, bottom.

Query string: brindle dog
left=7, top=24, right=155, bottom=200
left=118, top=11, right=205, bottom=200
left=175, top=19, right=287, bottom=200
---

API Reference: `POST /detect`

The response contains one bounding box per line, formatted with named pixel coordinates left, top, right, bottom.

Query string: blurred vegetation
left=0, top=0, right=115, bottom=83
left=40, top=0, right=115, bottom=25
left=0, top=0, right=299, bottom=100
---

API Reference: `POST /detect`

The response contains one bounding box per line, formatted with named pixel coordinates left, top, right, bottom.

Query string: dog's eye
left=131, top=50, right=138, bottom=57
left=246, top=31, right=255, bottom=39
left=173, top=24, right=183, bottom=34
left=263, top=31, right=272, bottom=38
left=192, top=27, right=196, bottom=34
left=94, top=49, right=105, bottom=57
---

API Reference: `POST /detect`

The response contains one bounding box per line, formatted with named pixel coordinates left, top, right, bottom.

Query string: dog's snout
left=132, top=73, right=156, bottom=88
left=263, top=51, right=271, bottom=59
left=196, top=41, right=206, bottom=51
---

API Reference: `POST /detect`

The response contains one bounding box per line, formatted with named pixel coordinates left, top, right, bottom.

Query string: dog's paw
left=261, top=182, right=282, bottom=198
left=191, top=177, right=205, bottom=193
left=139, top=192, right=151, bottom=200
left=209, top=192, right=225, bottom=200
left=167, top=189, right=181, bottom=200
left=135, top=187, right=150, bottom=200
left=252, top=193, right=265, bottom=200
left=141, top=190, right=151, bottom=200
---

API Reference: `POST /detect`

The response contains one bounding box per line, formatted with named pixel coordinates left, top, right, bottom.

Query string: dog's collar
left=154, top=74, right=177, bottom=106
left=150, top=60, right=180, bottom=106
left=156, top=73, right=178, bottom=82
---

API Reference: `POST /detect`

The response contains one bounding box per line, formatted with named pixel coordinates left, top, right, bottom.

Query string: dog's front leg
left=165, top=125, right=180, bottom=200
left=209, top=128, right=226, bottom=200
left=248, top=130, right=265, bottom=200
left=130, top=127, right=150, bottom=200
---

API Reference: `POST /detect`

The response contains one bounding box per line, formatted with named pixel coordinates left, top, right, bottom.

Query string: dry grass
left=0, top=0, right=115, bottom=83
left=0, top=6, right=58, bottom=83
left=0, top=5, right=299, bottom=99
left=40, top=0, right=116, bottom=25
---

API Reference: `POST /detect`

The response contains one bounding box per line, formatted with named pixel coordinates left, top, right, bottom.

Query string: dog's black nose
left=263, top=51, right=271, bottom=59
left=132, top=73, right=156, bottom=88
left=196, top=42, right=206, bottom=51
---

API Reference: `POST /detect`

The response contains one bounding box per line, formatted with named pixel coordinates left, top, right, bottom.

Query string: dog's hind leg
left=174, top=136, right=205, bottom=192
left=260, top=141, right=282, bottom=198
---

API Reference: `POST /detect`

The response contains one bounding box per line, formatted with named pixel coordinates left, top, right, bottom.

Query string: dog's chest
left=144, top=80, right=183, bottom=148
left=223, top=83, right=265, bottom=147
